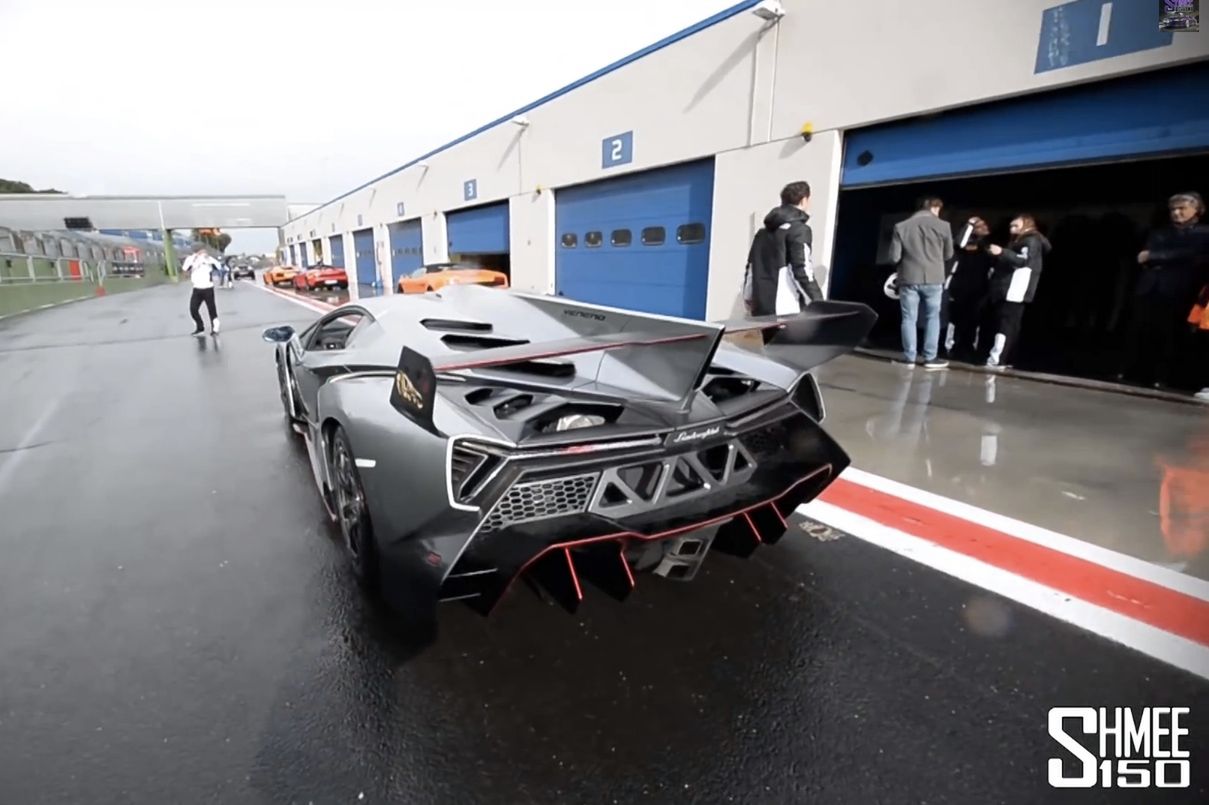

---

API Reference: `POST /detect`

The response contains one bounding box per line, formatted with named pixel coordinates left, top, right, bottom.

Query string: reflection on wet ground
left=815, top=358, right=1209, bottom=580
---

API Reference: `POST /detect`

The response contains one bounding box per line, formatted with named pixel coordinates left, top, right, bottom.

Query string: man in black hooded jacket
left=1118, top=191, right=1209, bottom=388
left=984, top=213, right=1051, bottom=369
left=744, top=181, right=823, bottom=340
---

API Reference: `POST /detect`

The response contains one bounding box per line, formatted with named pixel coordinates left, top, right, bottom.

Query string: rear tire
left=329, top=426, right=380, bottom=591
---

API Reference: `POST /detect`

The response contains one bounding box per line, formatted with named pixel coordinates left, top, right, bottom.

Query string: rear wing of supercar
left=719, top=300, right=878, bottom=374
left=387, top=298, right=876, bottom=431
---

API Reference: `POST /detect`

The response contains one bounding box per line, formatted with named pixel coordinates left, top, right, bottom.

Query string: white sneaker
left=1195, top=388, right=1209, bottom=402
left=211, top=318, right=221, bottom=334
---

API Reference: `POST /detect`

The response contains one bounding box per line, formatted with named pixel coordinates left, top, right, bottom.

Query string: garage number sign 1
left=602, top=131, right=634, bottom=169
left=1034, top=0, right=1173, bottom=73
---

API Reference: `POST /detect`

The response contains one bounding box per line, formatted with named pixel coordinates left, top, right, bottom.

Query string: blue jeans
left=899, top=283, right=943, bottom=362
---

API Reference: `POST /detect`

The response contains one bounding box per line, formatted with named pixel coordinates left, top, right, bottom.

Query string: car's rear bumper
left=375, top=401, right=848, bottom=616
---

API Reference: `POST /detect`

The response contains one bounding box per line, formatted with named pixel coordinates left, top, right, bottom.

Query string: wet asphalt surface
left=0, top=282, right=1206, bottom=804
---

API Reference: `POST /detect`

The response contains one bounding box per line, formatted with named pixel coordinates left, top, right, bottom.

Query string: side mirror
left=262, top=325, right=295, bottom=343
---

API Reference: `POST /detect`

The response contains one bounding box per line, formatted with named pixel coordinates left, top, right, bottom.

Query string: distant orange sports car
left=397, top=263, right=509, bottom=294
left=292, top=264, right=349, bottom=291
left=263, top=265, right=300, bottom=286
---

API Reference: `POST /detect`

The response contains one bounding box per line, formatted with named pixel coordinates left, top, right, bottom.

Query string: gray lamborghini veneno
left=262, top=285, right=875, bottom=627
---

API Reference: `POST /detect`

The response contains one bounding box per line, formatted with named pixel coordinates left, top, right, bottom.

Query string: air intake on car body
left=450, top=443, right=493, bottom=501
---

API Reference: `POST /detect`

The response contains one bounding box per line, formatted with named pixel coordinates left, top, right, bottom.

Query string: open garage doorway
left=446, top=202, right=511, bottom=282
left=829, top=152, right=1209, bottom=391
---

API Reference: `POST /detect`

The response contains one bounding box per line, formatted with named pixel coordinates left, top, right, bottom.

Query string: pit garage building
left=280, top=0, right=1207, bottom=376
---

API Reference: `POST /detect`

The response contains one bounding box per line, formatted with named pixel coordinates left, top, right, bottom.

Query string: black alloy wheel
left=330, top=426, right=378, bottom=588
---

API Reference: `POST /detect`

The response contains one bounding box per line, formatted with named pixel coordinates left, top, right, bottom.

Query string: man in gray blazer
left=888, top=197, right=954, bottom=369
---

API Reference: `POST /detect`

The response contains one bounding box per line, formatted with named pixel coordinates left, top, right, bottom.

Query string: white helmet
left=882, top=272, right=900, bottom=300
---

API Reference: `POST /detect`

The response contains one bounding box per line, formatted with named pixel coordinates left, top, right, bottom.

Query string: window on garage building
left=610, top=229, right=632, bottom=247
left=677, top=223, right=706, bottom=244
left=585, top=231, right=603, bottom=248
left=560, top=233, right=577, bottom=248
left=641, top=226, right=666, bottom=246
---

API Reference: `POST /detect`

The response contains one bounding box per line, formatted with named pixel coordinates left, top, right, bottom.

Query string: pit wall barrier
left=0, top=252, right=172, bottom=318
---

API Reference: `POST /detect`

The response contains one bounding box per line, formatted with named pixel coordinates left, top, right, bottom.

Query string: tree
left=192, top=228, right=233, bottom=254
left=0, top=179, right=63, bottom=194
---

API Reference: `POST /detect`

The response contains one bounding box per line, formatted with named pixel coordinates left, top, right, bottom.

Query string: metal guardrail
left=0, top=252, right=167, bottom=284
left=0, top=251, right=101, bottom=284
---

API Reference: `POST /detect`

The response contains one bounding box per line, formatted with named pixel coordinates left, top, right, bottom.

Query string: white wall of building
left=769, top=0, right=1209, bottom=138
left=707, top=130, right=844, bottom=321
left=281, top=0, right=1206, bottom=315
left=422, top=213, right=449, bottom=266
left=375, top=223, right=394, bottom=294
left=338, top=231, right=355, bottom=298
left=508, top=189, right=557, bottom=294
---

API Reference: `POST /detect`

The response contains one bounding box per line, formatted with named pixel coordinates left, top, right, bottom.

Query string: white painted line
left=1097, top=2, right=1113, bottom=47
left=801, top=499, right=1209, bottom=681
left=354, top=458, right=377, bottom=468
left=836, top=466, right=1209, bottom=603
left=0, top=398, right=63, bottom=497
left=38, top=303, right=54, bottom=309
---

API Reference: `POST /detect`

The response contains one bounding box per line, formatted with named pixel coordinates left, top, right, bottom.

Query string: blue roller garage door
left=288, top=245, right=296, bottom=265
left=389, top=220, right=423, bottom=285
left=329, top=234, right=344, bottom=268
left=555, top=159, right=714, bottom=319
left=299, top=242, right=309, bottom=268
left=447, top=202, right=509, bottom=255
left=841, top=62, right=1209, bottom=188
left=353, top=228, right=376, bottom=287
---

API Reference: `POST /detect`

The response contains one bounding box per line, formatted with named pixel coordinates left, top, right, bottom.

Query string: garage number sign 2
left=602, top=131, right=634, bottom=169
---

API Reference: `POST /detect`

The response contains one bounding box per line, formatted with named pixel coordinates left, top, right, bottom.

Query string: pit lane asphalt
left=0, top=282, right=1205, bottom=805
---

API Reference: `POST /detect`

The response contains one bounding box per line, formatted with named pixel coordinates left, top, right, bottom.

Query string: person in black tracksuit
left=984, top=214, right=1050, bottom=369
left=945, top=216, right=994, bottom=362
left=744, top=181, right=823, bottom=343
left=1117, top=192, right=1209, bottom=389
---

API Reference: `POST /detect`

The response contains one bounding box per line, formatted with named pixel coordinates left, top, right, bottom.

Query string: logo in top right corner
left=1160, top=0, right=1200, bottom=31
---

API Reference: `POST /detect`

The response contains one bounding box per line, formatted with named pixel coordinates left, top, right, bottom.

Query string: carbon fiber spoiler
left=386, top=291, right=874, bottom=430
left=718, top=300, right=878, bottom=374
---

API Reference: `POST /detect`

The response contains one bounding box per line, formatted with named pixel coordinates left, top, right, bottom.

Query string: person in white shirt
left=182, top=245, right=221, bottom=335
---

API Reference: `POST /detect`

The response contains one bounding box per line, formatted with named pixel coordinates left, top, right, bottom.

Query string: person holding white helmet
left=887, top=196, right=954, bottom=370
left=181, top=244, right=221, bottom=335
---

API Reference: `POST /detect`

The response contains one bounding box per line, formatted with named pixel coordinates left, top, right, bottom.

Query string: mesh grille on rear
left=480, top=473, right=598, bottom=534
left=742, top=422, right=787, bottom=459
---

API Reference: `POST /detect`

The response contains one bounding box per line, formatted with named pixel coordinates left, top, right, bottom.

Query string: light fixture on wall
left=510, top=115, right=531, bottom=128
left=752, top=0, right=785, bottom=21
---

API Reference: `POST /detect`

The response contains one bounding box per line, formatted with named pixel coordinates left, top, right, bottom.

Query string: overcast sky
left=0, top=0, right=738, bottom=252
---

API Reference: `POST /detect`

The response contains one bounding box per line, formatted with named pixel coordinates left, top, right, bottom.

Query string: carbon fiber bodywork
left=265, top=285, right=874, bottom=621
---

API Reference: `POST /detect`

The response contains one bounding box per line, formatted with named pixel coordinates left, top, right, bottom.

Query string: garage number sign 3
left=602, top=131, right=634, bottom=169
